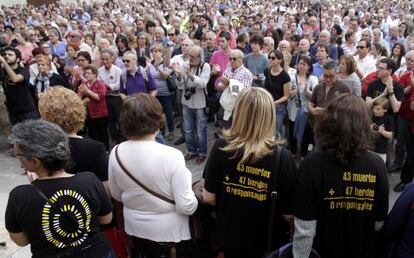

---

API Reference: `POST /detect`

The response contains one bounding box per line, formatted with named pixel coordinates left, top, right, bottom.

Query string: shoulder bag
left=114, top=145, right=175, bottom=205
left=114, top=145, right=203, bottom=240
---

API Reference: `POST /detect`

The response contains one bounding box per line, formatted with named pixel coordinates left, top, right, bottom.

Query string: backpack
left=121, top=66, right=150, bottom=93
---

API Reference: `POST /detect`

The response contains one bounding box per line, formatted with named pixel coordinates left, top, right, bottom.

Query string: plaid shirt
left=222, top=65, right=253, bottom=88
left=86, top=79, right=108, bottom=119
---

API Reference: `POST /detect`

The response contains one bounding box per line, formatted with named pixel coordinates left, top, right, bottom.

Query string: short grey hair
left=107, top=46, right=119, bottom=57
left=123, top=50, right=137, bottom=61
left=9, top=120, right=70, bottom=175
left=190, top=46, right=204, bottom=61
left=101, top=48, right=116, bottom=57
left=323, top=60, right=337, bottom=70
left=231, top=49, right=244, bottom=59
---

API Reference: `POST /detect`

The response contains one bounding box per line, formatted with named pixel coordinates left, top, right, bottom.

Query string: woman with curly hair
left=293, top=94, right=389, bottom=258
left=38, top=86, right=109, bottom=192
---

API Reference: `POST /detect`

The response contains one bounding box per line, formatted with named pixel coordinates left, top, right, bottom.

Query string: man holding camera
left=0, top=47, right=38, bottom=125
left=173, top=46, right=211, bottom=164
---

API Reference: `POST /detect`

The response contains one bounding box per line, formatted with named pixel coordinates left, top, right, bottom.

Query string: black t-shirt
left=65, top=137, right=108, bottom=181
left=365, top=79, right=405, bottom=115
left=2, top=66, right=36, bottom=113
left=372, top=114, right=394, bottom=154
left=264, top=68, right=291, bottom=102
left=294, top=151, right=389, bottom=258
left=5, top=172, right=113, bottom=258
left=203, top=138, right=297, bottom=254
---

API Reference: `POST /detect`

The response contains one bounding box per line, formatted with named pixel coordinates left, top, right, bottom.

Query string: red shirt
left=362, top=71, right=398, bottom=97
left=410, top=92, right=414, bottom=133
left=398, top=71, right=414, bottom=121
left=86, top=80, right=108, bottom=119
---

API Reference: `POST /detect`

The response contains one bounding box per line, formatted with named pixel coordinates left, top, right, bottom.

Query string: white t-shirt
left=108, top=140, right=198, bottom=242
left=98, top=65, right=123, bottom=92
left=354, top=55, right=376, bottom=79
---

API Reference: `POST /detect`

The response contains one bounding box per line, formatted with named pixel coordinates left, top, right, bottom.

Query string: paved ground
left=0, top=123, right=403, bottom=257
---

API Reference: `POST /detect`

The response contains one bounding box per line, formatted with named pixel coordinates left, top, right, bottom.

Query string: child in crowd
left=372, top=97, right=394, bottom=162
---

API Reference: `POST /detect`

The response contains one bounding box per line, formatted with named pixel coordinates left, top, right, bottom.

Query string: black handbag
left=166, top=71, right=178, bottom=92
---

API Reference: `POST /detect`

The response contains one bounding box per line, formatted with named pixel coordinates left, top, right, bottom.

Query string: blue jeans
left=102, top=250, right=115, bottom=258
left=157, top=95, right=174, bottom=133
left=275, top=104, right=286, bottom=137
left=155, top=131, right=165, bottom=144
left=394, top=117, right=411, bottom=167
left=183, top=105, right=207, bottom=156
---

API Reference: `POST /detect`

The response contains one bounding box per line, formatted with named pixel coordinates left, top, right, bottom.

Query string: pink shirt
left=15, top=43, right=36, bottom=65
left=210, top=49, right=230, bottom=88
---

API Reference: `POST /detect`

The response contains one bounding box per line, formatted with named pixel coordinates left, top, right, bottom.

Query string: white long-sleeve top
left=109, top=140, right=198, bottom=242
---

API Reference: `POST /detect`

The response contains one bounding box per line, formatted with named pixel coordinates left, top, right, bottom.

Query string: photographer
left=173, top=46, right=211, bottom=164
left=0, top=47, right=38, bottom=125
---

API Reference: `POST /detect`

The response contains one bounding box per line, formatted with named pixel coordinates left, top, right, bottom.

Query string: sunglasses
left=229, top=57, right=239, bottom=61
left=268, top=56, right=277, bottom=60
left=357, top=46, right=366, bottom=49
left=168, top=33, right=175, bottom=36
left=123, top=59, right=132, bottom=63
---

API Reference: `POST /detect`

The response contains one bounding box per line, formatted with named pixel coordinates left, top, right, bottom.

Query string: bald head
left=298, top=39, right=310, bottom=53
left=406, top=50, right=414, bottom=69
left=181, top=38, right=194, bottom=55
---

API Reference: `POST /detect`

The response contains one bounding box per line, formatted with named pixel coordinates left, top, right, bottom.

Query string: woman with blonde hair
left=203, top=87, right=297, bottom=258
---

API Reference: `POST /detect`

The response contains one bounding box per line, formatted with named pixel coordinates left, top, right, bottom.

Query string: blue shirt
left=50, top=42, right=67, bottom=59
left=312, top=63, right=323, bottom=78
left=310, top=44, right=338, bottom=61
left=120, top=68, right=157, bottom=96
left=384, top=183, right=414, bottom=258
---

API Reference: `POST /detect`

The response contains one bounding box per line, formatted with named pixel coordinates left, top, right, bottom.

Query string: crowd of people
left=1, top=0, right=414, bottom=257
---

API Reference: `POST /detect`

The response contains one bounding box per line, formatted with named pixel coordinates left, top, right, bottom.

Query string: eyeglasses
left=357, top=46, right=366, bottom=49
left=229, top=57, right=239, bottom=61
left=268, top=56, right=277, bottom=60
left=323, top=73, right=336, bottom=78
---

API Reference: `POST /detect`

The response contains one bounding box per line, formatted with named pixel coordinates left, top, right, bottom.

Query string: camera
left=184, top=87, right=196, bottom=100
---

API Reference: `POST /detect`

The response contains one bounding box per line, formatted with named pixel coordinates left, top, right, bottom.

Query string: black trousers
left=400, top=132, right=414, bottom=184
left=106, top=95, right=123, bottom=143
left=86, top=117, right=109, bottom=150
left=130, top=236, right=191, bottom=258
